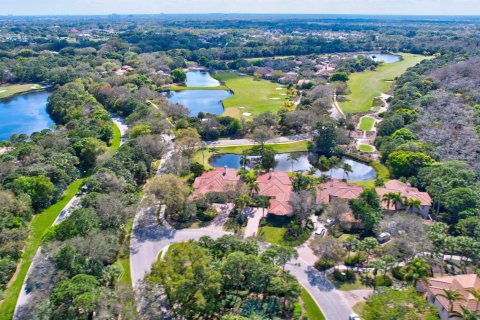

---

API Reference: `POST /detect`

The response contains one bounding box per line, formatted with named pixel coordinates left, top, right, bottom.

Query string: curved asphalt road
left=129, top=203, right=353, bottom=319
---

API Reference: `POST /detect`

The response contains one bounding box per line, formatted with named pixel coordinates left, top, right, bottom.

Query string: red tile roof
left=376, top=180, right=432, bottom=210
left=257, top=171, right=293, bottom=216
left=317, top=179, right=363, bottom=204
left=425, top=274, right=480, bottom=315
left=192, top=167, right=240, bottom=196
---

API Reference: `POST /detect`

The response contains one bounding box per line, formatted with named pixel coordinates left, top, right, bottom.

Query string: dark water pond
left=164, top=90, right=232, bottom=116
left=366, top=54, right=401, bottom=64
left=186, top=71, right=221, bottom=87
left=210, top=152, right=377, bottom=181
left=0, top=91, right=53, bottom=141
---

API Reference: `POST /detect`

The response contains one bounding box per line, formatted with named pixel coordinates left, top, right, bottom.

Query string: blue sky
left=2, top=0, right=479, bottom=16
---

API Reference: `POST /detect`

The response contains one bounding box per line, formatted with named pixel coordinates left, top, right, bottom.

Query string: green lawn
left=0, top=179, right=84, bottom=319
left=111, top=122, right=122, bottom=150
left=358, top=116, right=375, bottom=131
left=353, top=301, right=366, bottom=317
left=358, top=144, right=375, bottom=153
left=301, top=288, right=326, bottom=320
left=118, top=219, right=134, bottom=285
left=340, top=54, right=429, bottom=113
left=328, top=273, right=370, bottom=291
left=245, top=55, right=294, bottom=63
left=258, top=226, right=288, bottom=244
left=214, top=72, right=288, bottom=118
left=0, top=83, right=44, bottom=99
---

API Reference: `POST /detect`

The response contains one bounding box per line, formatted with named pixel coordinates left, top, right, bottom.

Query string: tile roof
left=192, top=167, right=240, bottom=196
left=317, top=179, right=363, bottom=204
left=257, top=171, right=293, bottom=216
left=426, top=274, right=480, bottom=315
left=375, top=180, right=432, bottom=210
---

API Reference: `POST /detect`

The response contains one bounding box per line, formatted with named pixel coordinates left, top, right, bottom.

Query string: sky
left=1, top=0, right=480, bottom=16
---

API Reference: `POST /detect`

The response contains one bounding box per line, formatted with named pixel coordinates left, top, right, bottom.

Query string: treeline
left=16, top=83, right=169, bottom=319
left=0, top=83, right=116, bottom=296
left=375, top=52, right=480, bottom=230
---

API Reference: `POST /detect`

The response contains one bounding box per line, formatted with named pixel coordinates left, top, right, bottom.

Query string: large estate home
left=316, top=179, right=363, bottom=205
left=417, top=274, right=480, bottom=320
left=192, top=166, right=241, bottom=195
left=375, top=180, right=432, bottom=218
left=193, top=168, right=434, bottom=219
left=256, top=170, right=293, bottom=216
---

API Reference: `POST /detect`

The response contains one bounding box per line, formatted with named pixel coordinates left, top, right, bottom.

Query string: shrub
left=375, top=275, right=393, bottom=287
left=199, top=207, right=218, bottom=221
left=345, top=269, right=356, bottom=280
left=333, top=269, right=346, bottom=281
left=315, top=258, right=334, bottom=271
left=344, top=253, right=366, bottom=267
left=391, top=266, right=407, bottom=281
left=293, top=301, right=302, bottom=320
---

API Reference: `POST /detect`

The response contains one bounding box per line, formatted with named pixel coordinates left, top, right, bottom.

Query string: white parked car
left=349, top=313, right=361, bottom=320
left=314, top=226, right=326, bottom=237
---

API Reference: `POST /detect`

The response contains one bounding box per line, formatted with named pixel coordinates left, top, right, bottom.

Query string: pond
left=366, top=53, right=401, bottom=64
left=0, top=91, right=53, bottom=141
left=164, top=89, right=232, bottom=116
left=186, top=70, right=221, bottom=87
left=209, top=152, right=377, bottom=181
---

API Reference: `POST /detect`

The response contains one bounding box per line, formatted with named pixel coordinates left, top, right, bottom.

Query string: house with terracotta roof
left=417, top=274, right=480, bottom=320
left=317, top=179, right=363, bottom=205
left=192, top=166, right=241, bottom=197
left=257, top=169, right=294, bottom=216
left=193, top=167, right=295, bottom=216
left=375, top=180, right=432, bottom=218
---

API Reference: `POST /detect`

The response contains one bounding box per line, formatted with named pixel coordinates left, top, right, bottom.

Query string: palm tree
left=342, top=163, right=353, bottom=180
left=451, top=305, right=480, bottom=320
left=287, top=153, right=299, bottom=172
left=467, top=288, right=480, bottom=313
left=329, top=156, right=340, bottom=180
left=240, top=151, right=250, bottom=170
left=344, top=236, right=360, bottom=258
left=234, top=194, right=251, bottom=215
left=199, top=143, right=207, bottom=165
left=382, top=192, right=398, bottom=211
left=391, top=193, right=403, bottom=211
left=257, top=195, right=270, bottom=218
left=405, top=198, right=422, bottom=214
left=436, top=289, right=466, bottom=316
left=248, top=181, right=260, bottom=196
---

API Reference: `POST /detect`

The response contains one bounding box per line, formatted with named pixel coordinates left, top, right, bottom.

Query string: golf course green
left=340, top=53, right=429, bottom=114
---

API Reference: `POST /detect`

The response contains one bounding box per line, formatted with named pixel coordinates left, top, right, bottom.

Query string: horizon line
left=1, top=13, right=480, bottom=18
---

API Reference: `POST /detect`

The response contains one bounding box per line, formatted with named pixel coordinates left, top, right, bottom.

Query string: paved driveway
left=243, top=207, right=264, bottom=238
left=129, top=204, right=230, bottom=287
left=286, top=259, right=353, bottom=320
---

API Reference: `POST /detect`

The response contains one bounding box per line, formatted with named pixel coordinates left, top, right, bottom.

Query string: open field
left=340, top=54, right=429, bottom=113
left=245, top=55, right=294, bottom=63
left=358, top=116, right=375, bottom=131
left=0, top=83, right=44, bottom=99
left=214, top=72, right=288, bottom=117
left=0, top=179, right=84, bottom=319
left=111, top=122, right=122, bottom=150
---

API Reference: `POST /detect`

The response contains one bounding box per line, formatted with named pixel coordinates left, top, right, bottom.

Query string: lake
left=164, top=71, right=232, bottom=116
left=186, top=70, right=221, bottom=87
left=0, top=91, right=53, bottom=141
left=210, top=152, right=377, bottom=181
left=164, top=90, right=232, bottom=116
left=366, top=53, right=401, bottom=64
